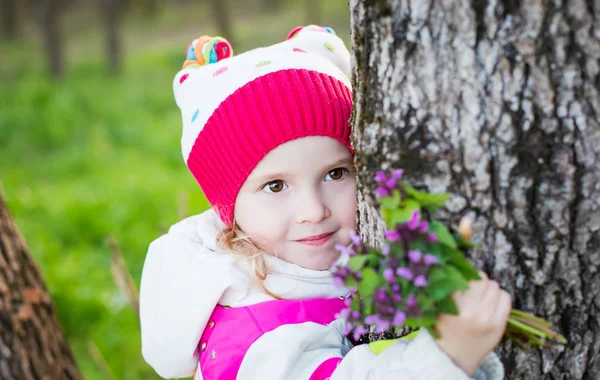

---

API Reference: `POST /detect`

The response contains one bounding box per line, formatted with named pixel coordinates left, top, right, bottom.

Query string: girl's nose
left=296, top=190, right=331, bottom=224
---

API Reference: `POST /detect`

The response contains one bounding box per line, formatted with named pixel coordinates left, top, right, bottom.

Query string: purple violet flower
left=383, top=268, right=395, bottom=282
left=375, top=319, right=391, bottom=333
left=414, top=275, right=428, bottom=287
left=384, top=230, right=401, bottom=242
left=376, top=186, right=390, bottom=197
left=364, top=315, right=379, bottom=325
left=349, top=229, right=362, bottom=246
left=427, top=233, right=438, bottom=242
left=375, top=171, right=387, bottom=184
left=335, top=244, right=356, bottom=256
left=375, top=187, right=390, bottom=198
left=376, top=288, right=387, bottom=302
left=423, top=254, right=440, bottom=266
left=382, top=244, right=390, bottom=256
left=407, top=249, right=423, bottom=263
left=344, top=323, right=352, bottom=335
left=352, top=325, right=368, bottom=341
left=407, top=294, right=416, bottom=307
left=393, top=311, right=406, bottom=325
left=385, top=177, right=397, bottom=189
left=393, top=294, right=402, bottom=302
left=392, top=284, right=400, bottom=293
left=351, top=311, right=360, bottom=319
left=391, top=169, right=404, bottom=180
left=407, top=210, right=421, bottom=230
left=333, top=276, right=345, bottom=287
left=336, top=308, right=350, bottom=319
left=396, top=267, right=414, bottom=280
left=419, top=221, right=429, bottom=233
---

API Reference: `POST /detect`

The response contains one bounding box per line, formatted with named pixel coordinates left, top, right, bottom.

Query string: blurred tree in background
left=0, top=1, right=350, bottom=378
left=0, top=194, right=81, bottom=379
left=1, top=0, right=18, bottom=39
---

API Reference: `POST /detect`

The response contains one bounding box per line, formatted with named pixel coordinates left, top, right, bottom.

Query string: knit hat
left=173, top=25, right=353, bottom=226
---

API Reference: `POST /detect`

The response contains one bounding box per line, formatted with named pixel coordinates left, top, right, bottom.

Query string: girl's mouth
left=295, top=232, right=335, bottom=246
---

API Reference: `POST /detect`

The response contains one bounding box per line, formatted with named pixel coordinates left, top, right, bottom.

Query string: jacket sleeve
left=139, top=213, right=240, bottom=379
left=233, top=319, right=503, bottom=380
left=330, top=329, right=505, bottom=380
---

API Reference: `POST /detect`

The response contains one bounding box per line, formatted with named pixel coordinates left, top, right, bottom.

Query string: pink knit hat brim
left=186, top=69, right=353, bottom=226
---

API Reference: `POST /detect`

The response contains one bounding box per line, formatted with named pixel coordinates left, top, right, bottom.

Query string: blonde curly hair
left=217, top=222, right=282, bottom=299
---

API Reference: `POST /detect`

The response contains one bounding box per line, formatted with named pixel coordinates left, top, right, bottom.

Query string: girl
left=139, top=26, right=511, bottom=380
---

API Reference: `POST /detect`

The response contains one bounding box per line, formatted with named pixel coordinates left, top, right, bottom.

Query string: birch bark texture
left=0, top=195, right=81, bottom=380
left=349, top=0, right=599, bottom=378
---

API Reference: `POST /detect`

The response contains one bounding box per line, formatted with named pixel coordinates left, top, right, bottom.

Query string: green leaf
left=349, top=255, right=369, bottom=272
left=403, top=185, right=451, bottom=210
left=358, top=268, right=382, bottom=297
left=442, top=246, right=480, bottom=281
left=380, top=190, right=401, bottom=210
left=430, top=221, right=458, bottom=249
left=416, top=293, right=435, bottom=312
left=443, top=266, right=469, bottom=291
left=345, top=276, right=358, bottom=290
left=428, top=267, right=448, bottom=284
left=387, top=199, right=421, bottom=227
left=363, top=296, right=374, bottom=315
left=427, top=281, right=455, bottom=301
left=405, top=312, right=436, bottom=328
left=436, top=297, right=459, bottom=315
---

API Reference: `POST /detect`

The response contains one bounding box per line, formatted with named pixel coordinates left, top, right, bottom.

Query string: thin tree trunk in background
left=350, top=0, right=599, bottom=378
left=305, top=0, right=319, bottom=25
left=258, top=0, right=281, bottom=12
left=141, top=0, right=159, bottom=18
left=37, top=0, right=64, bottom=78
left=0, top=195, right=82, bottom=379
left=207, top=0, right=234, bottom=44
left=1, top=0, right=17, bottom=39
left=101, top=0, right=121, bottom=73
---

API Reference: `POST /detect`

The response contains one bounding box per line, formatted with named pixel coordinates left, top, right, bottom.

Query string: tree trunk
left=305, top=0, right=320, bottom=25
left=0, top=195, right=82, bottom=379
left=37, top=0, right=65, bottom=78
left=207, top=0, right=235, bottom=45
left=350, top=0, right=599, bottom=379
left=1, top=0, right=17, bottom=39
left=101, top=0, right=121, bottom=73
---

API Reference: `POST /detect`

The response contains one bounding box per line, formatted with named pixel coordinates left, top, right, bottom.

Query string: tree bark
left=0, top=195, right=81, bottom=379
left=207, top=0, right=235, bottom=46
left=350, top=0, right=599, bottom=379
left=1, top=0, right=17, bottom=39
left=305, top=0, right=320, bottom=25
left=101, top=0, right=122, bottom=73
left=37, top=0, right=65, bottom=78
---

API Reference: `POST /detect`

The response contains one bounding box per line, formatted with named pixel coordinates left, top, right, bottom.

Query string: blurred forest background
left=0, top=0, right=350, bottom=378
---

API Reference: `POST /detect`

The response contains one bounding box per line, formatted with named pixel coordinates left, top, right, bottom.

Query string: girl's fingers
left=494, top=290, right=513, bottom=326
left=480, top=280, right=501, bottom=320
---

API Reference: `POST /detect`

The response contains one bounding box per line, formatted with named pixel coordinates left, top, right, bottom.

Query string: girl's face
left=234, top=136, right=357, bottom=270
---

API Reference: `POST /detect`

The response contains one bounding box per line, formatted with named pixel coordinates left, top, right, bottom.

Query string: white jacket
left=139, top=209, right=505, bottom=379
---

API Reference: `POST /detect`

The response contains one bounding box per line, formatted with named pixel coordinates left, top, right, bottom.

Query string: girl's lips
left=295, top=232, right=335, bottom=246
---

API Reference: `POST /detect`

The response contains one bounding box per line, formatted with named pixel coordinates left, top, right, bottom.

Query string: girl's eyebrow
left=322, top=157, right=354, bottom=171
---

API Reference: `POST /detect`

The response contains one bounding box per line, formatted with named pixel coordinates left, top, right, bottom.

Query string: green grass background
left=0, top=1, right=350, bottom=378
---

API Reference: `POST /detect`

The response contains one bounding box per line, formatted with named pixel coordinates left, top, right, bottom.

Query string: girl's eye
left=262, top=180, right=287, bottom=193
left=325, top=168, right=347, bottom=181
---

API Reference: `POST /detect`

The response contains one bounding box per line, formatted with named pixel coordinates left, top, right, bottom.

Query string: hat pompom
left=286, top=25, right=336, bottom=40
left=183, top=36, right=233, bottom=68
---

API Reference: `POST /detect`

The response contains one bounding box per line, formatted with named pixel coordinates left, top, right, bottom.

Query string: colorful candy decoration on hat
left=183, top=36, right=233, bottom=68
left=286, top=25, right=336, bottom=40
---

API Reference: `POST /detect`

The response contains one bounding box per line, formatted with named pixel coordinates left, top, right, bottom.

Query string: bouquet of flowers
left=334, top=169, right=567, bottom=348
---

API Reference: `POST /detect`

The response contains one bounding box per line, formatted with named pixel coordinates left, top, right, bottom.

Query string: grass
left=0, top=1, right=350, bottom=378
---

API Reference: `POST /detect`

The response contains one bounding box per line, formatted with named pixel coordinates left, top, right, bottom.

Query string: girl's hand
left=434, top=272, right=512, bottom=377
